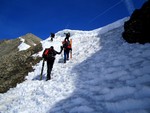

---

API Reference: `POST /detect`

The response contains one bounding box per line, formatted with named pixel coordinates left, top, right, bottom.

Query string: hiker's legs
left=47, top=60, right=54, bottom=80
left=51, top=37, right=53, bottom=41
left=64, top=51, right=67, bottom=63
left=47, top=62, right=51, bottom=80
left=66, top=50, right=69, bottom=60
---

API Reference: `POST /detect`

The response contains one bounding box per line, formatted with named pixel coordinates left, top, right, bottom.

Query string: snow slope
left=0, top=17, right=150, bottom=113
left=18, top=37, right=30, bottom=51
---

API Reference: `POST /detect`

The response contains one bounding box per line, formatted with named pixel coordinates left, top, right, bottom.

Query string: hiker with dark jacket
left=50, top=33, right=55, bottom=41
left=42, top=46, right=63, bottom=80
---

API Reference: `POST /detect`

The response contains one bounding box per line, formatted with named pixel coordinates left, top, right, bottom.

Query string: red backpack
left=42, top=48, right=55, bottom=60
left=62, top=40, right=71, bottom=49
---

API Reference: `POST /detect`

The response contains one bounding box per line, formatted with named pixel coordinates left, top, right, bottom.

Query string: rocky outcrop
left=0, top=34, right=43, bottom=93
left=0, top=38, right=20, bottom=57
left=122, top=0, right=150, bottom=44
left=21, top=33, right=42, bottom=46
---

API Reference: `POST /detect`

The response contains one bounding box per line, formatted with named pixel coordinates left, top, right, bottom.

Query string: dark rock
left=122, top=0, right=150, bottom=44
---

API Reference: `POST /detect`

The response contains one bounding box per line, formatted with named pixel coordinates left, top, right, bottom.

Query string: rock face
left=0, top=33, right=43, bottom=93
left=21, top=33, right=42, bottom=46
left=122, top=0, right=150, bottom=44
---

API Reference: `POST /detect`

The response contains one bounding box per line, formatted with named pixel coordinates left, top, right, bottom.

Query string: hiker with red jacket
left=62, top=37, right=72, bottom=63
left=62, top=32, right=72, bottom=63
left=42, top=46, right=63, bottom=80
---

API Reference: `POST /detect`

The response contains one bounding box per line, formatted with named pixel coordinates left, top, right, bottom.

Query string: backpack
left=42, top=48, right=55, bottom=61
left=62, top=40, right=70, bottom=49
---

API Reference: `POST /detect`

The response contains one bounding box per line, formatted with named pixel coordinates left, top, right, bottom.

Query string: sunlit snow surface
left=0, top=18, right=150, bottom=113
left=18, top=37, right=30, bottom=51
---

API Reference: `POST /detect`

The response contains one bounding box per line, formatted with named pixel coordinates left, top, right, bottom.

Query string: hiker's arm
left=70, top=48, right=72, bottom=51
left=56, top=46, right=63, bottom=54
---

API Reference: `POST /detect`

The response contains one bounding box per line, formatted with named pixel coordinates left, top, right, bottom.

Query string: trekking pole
left=40, top=59, right=45, bottom=80
left=70, top=39, right=72, bottom=59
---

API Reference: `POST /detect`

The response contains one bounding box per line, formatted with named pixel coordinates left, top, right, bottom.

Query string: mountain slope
left=0, top=18, right=150, bottom=113
left=0, top=33, right=42, bottom=93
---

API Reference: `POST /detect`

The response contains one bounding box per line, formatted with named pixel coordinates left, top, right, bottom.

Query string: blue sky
left=0, top=0, right=147, bottom=40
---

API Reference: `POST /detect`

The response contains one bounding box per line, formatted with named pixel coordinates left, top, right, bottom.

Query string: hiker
left=50, top=33, right=55, bottom=41
left=62, top=39, right=72, bottom=63
left=42, top=46, right=63, bottom=80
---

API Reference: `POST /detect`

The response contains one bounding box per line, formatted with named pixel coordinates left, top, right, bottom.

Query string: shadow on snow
left=47, top=26, right=136, bottom=113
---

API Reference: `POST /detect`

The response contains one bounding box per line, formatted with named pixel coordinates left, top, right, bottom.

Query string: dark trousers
left=47, top=59, right=54, bottom=80
left=51, top=37, right=53, bottom=41
left=64, top=50, right=69, bottom=63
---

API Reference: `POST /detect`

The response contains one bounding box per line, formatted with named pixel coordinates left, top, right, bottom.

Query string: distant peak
left=21, top=33, right=40, bottom=39
left=19, top=33, right=42, bottom=47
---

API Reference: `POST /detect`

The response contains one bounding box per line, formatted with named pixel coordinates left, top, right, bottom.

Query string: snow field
left=0, top=18, right=150, bottom=113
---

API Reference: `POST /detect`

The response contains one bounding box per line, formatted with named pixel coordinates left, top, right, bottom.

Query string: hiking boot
left=46, top=77, right=51, bottom=81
